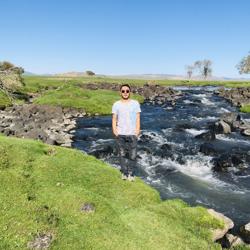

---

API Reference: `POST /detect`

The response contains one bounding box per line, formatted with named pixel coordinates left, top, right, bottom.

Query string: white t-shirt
left=112, top=99, right=141, bottom=135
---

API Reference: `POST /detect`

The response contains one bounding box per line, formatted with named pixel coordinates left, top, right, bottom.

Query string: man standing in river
left=112, top=84, right=141, bottom=181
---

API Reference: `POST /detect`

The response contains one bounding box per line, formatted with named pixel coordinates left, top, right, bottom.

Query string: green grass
left=0, top=90, right=12, bottom=107
left=34, top=85, right=144, bottom=115
left=22, top=76, right=250, bottom=94
left=0, top=90, right=12, bottom=108
left=0, top=134, right=224, bottom=249
left=21, top=76, right=69, bottom=93
left=240, top=104, right=250, bottom=113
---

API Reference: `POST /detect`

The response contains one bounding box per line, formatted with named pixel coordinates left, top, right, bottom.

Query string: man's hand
left=112, top=114, right=118, bottom=137
left=113, top=130, right=119, bottom=137
left=135, top=113, right=140, bottom=138
left=135, top=130, right=140, bottom=138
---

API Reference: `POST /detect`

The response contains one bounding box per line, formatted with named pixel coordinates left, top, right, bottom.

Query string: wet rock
left=221, top=112, right=238, bottom=126
left=213, top=154, right=245, bottom=172
left=219, top=233, right=245, bottom=248
left=174, top=122, right=192, bottom=132
left=195, top=131, right=216, bottom=141
left=160, top=143, right=172, bottom=151
left=138, top=133, right=153, bottom=143
left=154, top=147, right=173, bottom=159
left=213, top=155, right=232, bottom=172
left=241, top=129, right=250, bottom=136
left=207, top=208, right=234, bottom=241
left=199, top=143, right=218, bottom=156
left=89, top=144, right=114, bottom=158
left=217, top=120, right=231, bottom=134
left=154, top=165, right=175, bottom=177
left=240, top=222, right=250, bottom=243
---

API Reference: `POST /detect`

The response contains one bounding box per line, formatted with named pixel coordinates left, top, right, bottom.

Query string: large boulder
left=220, top=233, right=245, bottom=248
left=241, top=128, right=250, bottom=137
left=240, top=222, right=250, bottom=243
left=217, top=120, right=231, bottom=134
left=207, top=209, right=234, bottom=241
left=212, top=153, right=246, bottom=172
left=195, top=131, right=216, bottom=141
left=199, top=143, right=218, bottom=156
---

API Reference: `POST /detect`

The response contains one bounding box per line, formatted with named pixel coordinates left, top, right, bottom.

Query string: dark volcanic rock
left=195, top=131, right=216, bottom=141
left=89, top=144, right=114, bottom=158
left=214, top=87, right=250, bottom=107
left=213, top=154, right=246, bottom=172
left=174, top=122, right=192, bottom=132
left=199, top=143, right=218, bottom=156
left=0, top=104, right=85, bottom=147
left=240, top=222, right=250, bottom=244
left=81, top=82, right=183, bottom=107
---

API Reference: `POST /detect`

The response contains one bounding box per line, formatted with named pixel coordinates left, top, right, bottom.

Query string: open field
left=21, top=76, right=250, bottom=94
left=0, top=134, right=223, bottom=249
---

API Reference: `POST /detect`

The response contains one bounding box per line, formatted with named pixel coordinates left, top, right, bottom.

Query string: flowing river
left=72, top=86, right=250, bottom=232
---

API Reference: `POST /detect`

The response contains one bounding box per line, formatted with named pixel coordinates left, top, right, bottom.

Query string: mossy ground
left=0, top=134, right=224, bottom=249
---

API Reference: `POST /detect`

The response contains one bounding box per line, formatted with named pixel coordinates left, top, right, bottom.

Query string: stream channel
left=72, top=86, right=250, bottom=233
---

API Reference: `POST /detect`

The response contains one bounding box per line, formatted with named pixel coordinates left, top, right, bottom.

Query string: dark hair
left=119, top=84, right=131, bottom=91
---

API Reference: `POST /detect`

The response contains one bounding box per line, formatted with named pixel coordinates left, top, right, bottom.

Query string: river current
left=72, top=86, right=250, bottom=232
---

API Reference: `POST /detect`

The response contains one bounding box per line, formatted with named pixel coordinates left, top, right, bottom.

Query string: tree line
left=186, top=52, right=250, bottom=79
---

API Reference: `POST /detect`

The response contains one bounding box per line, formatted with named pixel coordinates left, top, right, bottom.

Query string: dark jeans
left=116, top=135, right=138, bottom=176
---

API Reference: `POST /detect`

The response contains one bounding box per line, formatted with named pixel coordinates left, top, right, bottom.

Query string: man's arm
left=135, top=112, right=140, bottom=138
left=112, top=113, right=118, bottom=137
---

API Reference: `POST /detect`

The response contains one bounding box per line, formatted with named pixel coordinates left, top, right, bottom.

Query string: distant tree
left=185, top=65, right=194, bottom=79
left=237, top=52, right=250, bottom=74
left=194, top=59, right=212, bottom=79
left=85, top=70, right=95, bottom=76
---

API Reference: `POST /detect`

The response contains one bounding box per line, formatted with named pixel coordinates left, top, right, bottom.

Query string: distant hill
left=23, top=71, right=36, bottom=76
left=108, top=74, right=250, bottom=81
left=45, top=71, right=250, bottom=81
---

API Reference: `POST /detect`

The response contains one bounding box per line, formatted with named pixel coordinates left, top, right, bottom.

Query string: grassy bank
left=33, top=85, right=144, bottom=115
left=240, top=104, right=250, bottom=113
left=0, top=134, right=224, bottom=249
left=0, top=90, right=12, bottom=108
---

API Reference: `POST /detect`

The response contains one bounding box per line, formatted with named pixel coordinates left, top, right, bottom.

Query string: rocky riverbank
left=197, top=111, right=250, bottom=172
left=81, top=82, right=183, bottom=106
left=0, top=104, right=85, bottom=147
left=214, top=86, right=250, bottom=107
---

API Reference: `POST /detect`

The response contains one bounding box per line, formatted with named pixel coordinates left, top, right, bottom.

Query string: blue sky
left=1, top=0, right=250, bottom=77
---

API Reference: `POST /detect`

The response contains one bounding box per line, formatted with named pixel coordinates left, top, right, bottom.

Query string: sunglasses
left=121, top=90, right=130, bottom=93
